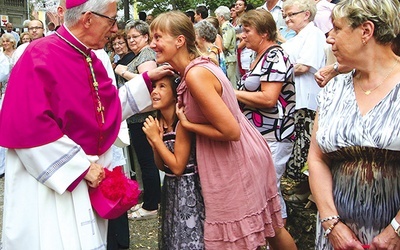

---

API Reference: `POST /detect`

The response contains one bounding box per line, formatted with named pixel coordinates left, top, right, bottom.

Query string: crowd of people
left=0, top=0, right=399, bottom=249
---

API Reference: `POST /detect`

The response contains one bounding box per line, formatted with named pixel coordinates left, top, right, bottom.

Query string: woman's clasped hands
left=327, top=221, right=400, bottom=250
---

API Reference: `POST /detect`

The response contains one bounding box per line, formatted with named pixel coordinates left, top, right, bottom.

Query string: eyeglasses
left=282, top=10, right=306, bottom=19
left=28, top=26, right=43, bottom=31
left=126, top=34, right=142, bottom=41
left=112, top=41, right=126, bottom=47
left=87, top=11, right=117, bottom=27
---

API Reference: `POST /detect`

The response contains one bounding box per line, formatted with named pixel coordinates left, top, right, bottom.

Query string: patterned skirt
left=159, top=172, right=205, bottom=250
left=315, top=146, right=400, bottom=249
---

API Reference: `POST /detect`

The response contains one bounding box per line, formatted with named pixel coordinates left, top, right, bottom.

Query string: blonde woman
left=150, top=11, right=297, bottom=250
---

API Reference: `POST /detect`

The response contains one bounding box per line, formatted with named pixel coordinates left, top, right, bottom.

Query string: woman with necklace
left=235, top=9, right=296, bottom=226
left=114, top=20, right=161, bottom=221
left=308, top=0, right=400, bottom=249
left=150, top=11, right=297, bottom=250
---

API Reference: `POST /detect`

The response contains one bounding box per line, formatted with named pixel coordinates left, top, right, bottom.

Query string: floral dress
left=159, top=127, right=205, bottom=250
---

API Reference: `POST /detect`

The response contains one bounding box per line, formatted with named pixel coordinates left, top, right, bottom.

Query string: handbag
left=89, top=166, right=141, bottom=219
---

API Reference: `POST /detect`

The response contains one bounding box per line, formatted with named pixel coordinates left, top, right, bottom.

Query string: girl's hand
left=142, top=116, right=162, bottom=145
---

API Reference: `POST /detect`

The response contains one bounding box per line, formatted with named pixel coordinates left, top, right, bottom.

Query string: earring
left=362, top=39, right=366, bottom=45
left=176, top=45, right=180, bottom=49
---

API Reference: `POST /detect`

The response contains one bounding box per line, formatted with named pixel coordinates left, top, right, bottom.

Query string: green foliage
left=132, top=0, right=264, bottom=16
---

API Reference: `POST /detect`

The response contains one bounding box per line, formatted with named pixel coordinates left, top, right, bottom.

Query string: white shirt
left=281, top=22, right=326, bottom=110
left=260, top=0, right=286, bottom=29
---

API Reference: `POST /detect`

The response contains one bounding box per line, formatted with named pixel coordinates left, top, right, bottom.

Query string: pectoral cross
left=88, top=62, right=105, bottom=125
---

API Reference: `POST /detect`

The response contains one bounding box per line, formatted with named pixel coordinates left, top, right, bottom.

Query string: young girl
left=142, top=75, right=205, bottom=249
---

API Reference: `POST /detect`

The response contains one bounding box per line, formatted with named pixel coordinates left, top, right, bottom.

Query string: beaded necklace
left=55, top=31, right=105, bottom=124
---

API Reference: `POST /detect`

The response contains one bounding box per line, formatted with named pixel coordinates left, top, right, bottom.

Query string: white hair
left=214, top=6, right=231, bottom=21
left=64, top=0, right=117, bottom=27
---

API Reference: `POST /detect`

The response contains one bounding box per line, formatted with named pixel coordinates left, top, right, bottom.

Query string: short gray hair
left=214, top=6, right=231, bottom=21
left=126, top=20, right=150, bottom=43
left=332, top=0, right=400, bottom=44
left=126, top=20, right=149, bottom=36
left=64, top=0, right=117, bottom=27
left=194, top=20, right=217, bottom=43
left=283, top=0, right=317, bottom=21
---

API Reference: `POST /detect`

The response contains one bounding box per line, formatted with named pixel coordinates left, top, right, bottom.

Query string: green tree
left=134, top=0, right=264, bottom=16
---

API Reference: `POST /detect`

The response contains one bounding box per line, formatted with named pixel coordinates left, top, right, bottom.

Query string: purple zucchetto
left=66, top=0, right=88, bottom=9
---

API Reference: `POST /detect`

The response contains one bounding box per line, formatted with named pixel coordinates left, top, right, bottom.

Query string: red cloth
left=89, top=167, right=141, bottom=219
left=0, top=25, right=121, bottom=156
left=66, top=0, right=88, bottom=9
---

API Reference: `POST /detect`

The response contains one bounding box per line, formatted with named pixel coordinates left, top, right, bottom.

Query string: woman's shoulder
left=186, top=57, right=216, bottom=71
left=184, top=57, right=225, bottom=85
left=137, top=47, right=156, bottom=59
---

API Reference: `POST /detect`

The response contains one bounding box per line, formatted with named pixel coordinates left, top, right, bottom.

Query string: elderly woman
left=0, top=33, right=17, bottom=178
left=214, top=6, right=237, bottom=88
left=280, top=0, right=326, bottom=201
left=235, top=9, right=295, bottom=224
left=0, top=33, right=16, bottom=93
left=19, top=32, right=32, bottom=45
left=110, top=30, right=134, bottom=86
left=114, top=20, right=161, bottom=221
left=194, top=20, right=227, bottom=75
left=308, top=0, right=400, bottom=249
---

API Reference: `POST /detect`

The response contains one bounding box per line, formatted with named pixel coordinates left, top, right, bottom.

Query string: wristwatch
left=333, top=62, right=341, bottom=74
left=391, top=218, right=400, bottom=237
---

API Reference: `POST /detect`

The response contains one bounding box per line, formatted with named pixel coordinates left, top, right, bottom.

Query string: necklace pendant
left=365, top=90, right=371, bottom=95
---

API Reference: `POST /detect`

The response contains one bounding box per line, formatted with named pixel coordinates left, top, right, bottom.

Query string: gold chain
left=357, top=59, right=399, bottom=95
left=55, top=32, right=105, bottom=123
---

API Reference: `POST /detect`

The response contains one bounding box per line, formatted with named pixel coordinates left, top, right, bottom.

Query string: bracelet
left=324, top=219, right=340, bottom=238
left=320, top=215, right=340, bottom=223
left=121, top=70, right=126, bottom=77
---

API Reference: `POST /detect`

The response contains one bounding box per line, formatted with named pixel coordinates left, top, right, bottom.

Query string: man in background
left=5, top=23, right=20, bottom=42
left=194, top=5, right=208, bottom=23
left=12, top=19, right=45, bottom=64
left=46, top=21, right=56, bottom=36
